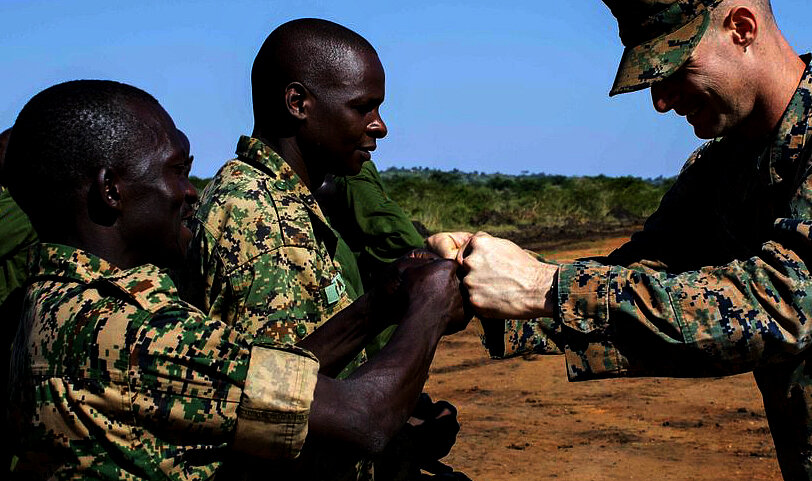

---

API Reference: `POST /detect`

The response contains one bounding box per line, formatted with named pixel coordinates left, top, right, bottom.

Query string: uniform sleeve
left=554, top=217, right=812, bottom=381
left=222, top=246, right=352, bottom=344
left=478, top=317, right=563, bottom=358
left=233, top=340, right=319, bottom=459
left=337, top=161, right=425, bottom=265
left=131, top=308, right=319, bottom=459
left=478, top=251, right=563, bottom=358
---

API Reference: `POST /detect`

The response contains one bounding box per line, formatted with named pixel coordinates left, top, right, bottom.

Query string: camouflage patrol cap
left=604, top=0, right=722, bottom=96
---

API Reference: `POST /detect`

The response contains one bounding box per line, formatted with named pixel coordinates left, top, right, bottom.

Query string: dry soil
left=425, top=236, right=781, bottom=481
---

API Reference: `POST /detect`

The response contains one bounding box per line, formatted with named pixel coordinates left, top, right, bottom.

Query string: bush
left=379, top=168, right=674, bottom=236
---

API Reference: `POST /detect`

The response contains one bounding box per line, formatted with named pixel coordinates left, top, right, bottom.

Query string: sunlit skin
left=650, top=33, right=757, bottom=140
left=299, top=48, right=388, bottom=179
left=650, top=6, right=804, bottom=142
left=255, top=49, right=388, bottom=191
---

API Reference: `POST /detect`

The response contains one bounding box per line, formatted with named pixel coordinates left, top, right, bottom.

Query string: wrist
left=531, top=264, right=558, bottom=317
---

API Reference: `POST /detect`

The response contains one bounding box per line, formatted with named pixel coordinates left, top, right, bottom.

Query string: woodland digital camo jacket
left=502, top=55, right=812, bottom=479
left=184, top=136, right=370, bottom=480
left=8, top=243, right=319, bottom=480
left=185, top=136, right=356, bottom=345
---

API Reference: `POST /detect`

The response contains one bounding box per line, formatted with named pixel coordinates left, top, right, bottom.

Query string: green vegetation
left=378, top=168, right=675, bottom=238
left=190, top=168, right=676, bottom=241
left=190, top=176, right=211, bottom=192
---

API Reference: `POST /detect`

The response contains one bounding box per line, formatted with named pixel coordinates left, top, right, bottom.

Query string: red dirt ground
left=425, top=236, right=782, bottom=481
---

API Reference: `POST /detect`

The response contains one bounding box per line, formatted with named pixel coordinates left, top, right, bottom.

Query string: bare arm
left=457, top=232, right=558, bottom=319
left=296, top=293, right=380, bottom=378
left=305, top=259, right=468, bottom=454
left=298, top=257, right=433, bottom=377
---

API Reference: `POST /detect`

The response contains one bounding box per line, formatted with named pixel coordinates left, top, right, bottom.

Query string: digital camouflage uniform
left=9, top=243, right=319, bottom=480
left=184, top=136, right=371, bottom=480
left=186, top=136, right=356, bottom=345
left=503, top=56, right=812, bottom=478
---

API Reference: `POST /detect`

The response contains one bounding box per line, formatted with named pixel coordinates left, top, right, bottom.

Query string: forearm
left=298, top=293, right=384, bottom=377
left=307, top=301, right=447, bottom=453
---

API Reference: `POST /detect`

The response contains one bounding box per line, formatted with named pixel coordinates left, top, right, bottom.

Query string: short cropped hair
left=712, top=0, right=775, bottom=27
left=4, top=80, right=162, bottom=228
left=251, top=18, right=378, bottom=127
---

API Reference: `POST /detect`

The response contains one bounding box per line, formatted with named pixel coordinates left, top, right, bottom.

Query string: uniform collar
left=234, top=135, right=333, bottom=229
left=761, top=54, right=812, bottom=185
left=30, top=243, right=178, bottom=310
left=31, top=243, right=122, bottom=283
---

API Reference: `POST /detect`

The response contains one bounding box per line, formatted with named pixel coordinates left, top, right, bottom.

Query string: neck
left=733, top=36, right=805, bottom=142
left=252, top=128, right=325, bottom=190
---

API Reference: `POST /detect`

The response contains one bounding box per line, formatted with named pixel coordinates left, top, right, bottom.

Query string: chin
left=340, top=159, right=364, bottom=176
left=691, top=122, right=724, bottom=140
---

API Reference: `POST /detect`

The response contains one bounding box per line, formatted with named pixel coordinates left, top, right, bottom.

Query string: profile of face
left=649, top=18, right=756, bottom=139
left=116, top=103, right=198, bottom=268
left=299, top=49, right=388, bottom=176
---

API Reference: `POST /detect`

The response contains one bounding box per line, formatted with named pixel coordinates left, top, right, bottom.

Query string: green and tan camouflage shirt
left=185, top=136, right=355, bottom=345
left=9, top=243, right=319, bottom=480
left=183, top=137, right=371, bottom=480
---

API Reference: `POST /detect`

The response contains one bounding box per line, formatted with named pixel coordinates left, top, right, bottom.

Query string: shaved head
left=4, top=80, right=168, bottom=234
left=251, top=18, right=379, bottom=128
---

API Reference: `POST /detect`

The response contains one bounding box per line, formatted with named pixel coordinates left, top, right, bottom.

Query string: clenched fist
left=426, top=232, right=473, bottom=260
left=456, top=232, right=558, bottom=319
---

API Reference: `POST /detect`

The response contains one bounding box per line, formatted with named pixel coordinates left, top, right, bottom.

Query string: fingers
left=426, top=231, right=473, bottom=259
left=455, top=231, right=492, bottom=267
left=405, top=248, right=441, bottom=261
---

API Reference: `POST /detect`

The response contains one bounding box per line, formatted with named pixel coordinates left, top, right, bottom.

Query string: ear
left=284, top=82, right=310, bottom=121
left=725, top=6, right=758, bottom=51
left=96, top=167, right=123, bottom=212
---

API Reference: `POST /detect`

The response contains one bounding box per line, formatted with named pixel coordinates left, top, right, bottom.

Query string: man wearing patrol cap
left=428, top=0, right=812, bottom=477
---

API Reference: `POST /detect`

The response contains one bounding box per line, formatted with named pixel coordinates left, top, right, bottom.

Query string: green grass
left=379, top=168, right=674, bottom=236
left=189, top=168, right=675, bottom=237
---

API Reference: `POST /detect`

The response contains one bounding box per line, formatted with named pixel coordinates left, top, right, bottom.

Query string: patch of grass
left=379, top=168, right=674, bottom=236
left=187, top=168, right=676, bottom=238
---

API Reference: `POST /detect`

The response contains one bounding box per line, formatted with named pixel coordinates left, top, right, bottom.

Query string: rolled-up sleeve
left=234, top=342, right=319, bottom=459
left=131, top=307, right=319, bottom=461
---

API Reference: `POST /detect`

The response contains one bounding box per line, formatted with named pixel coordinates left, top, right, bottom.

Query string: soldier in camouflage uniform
left=5, top=79, right=469, bottom=480
left=182, top=19, right=467, bottom=480
left=431, top=0, right=812, bottom=478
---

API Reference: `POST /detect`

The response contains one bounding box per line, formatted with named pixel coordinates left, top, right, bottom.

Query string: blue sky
left=1, top=0, right=808, bottom=178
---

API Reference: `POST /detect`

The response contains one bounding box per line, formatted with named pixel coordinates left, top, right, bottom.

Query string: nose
left=184, top=177, right=199, bottom=205
left=367, top=110, right=388, bottom=139
left=651, top=80, right=676, bottom=113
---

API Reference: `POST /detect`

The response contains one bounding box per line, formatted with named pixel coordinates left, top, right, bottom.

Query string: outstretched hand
left=456, top=232, right=558, bottom=319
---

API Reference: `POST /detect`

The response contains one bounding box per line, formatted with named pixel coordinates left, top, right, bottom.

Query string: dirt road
left=426, top=237, right=781, bottom=480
